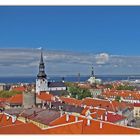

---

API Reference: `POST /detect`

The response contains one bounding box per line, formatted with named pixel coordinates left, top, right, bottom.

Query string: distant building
left=0, top=83, right=11, bottom=91
left=87, top=66, right=102, bottom=85
left=133, top=103, right=140, bottom=118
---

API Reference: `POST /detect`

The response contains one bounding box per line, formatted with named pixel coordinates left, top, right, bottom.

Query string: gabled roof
left=12, top=86, right=26, bottom=92
left=43, top=121, right=83, bottom=134
left=0, top=114, right=23, bottom=127
left=50, top=90, right=69, bottom=96
left=37, top=92, right=54, bottom=101
left=4, top=108, right=25, bottom=116
left=81, top=98, right=132, bottom=112
left=107, top=112, right=126, bottom=123
left=6, top=94, right=23, bottom=105
left=42, top=114, right=140, bottom=134
left=30, top=109, right=60, bottom=125
left=0, top=98, right=7, bottom=102
left=103, top=89, right=140, bottom=100
left=60, top=97, right=82, bottom=106
left=48, top=82, right=66, bottom=87
left=20, top=108, right=44, bottom=118
left=0, top=122, right=43, bottom=134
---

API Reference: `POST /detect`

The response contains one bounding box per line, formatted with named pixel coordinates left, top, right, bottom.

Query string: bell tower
left=36, top=50, right=48, bottom=94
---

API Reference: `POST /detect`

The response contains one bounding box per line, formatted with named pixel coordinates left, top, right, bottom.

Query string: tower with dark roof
left=91, top=66, right=94, bottom=77
left=36, top=50, right=48, bottom=94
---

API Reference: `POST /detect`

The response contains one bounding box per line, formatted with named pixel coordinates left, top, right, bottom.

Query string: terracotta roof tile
left=0, top=114, right=23, bottom=127
left=12, top=86, right=26, bottom=92
left=6, top=94, right=23, bottom=104
left=60, top=97, right=82, bottom=106
left=134, top=103, right=140, bottom=107
left=37, top=92, right=54, bottom=101
left=0, top=122, right=43, bottom=134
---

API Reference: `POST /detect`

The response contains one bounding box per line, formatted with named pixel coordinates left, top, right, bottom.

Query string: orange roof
left=60, top=97, right=82, bottom=106
left=0, top=114, right=23, bottom=127
left=0, top=122, right=43, bottom=134
left=12, top=86, right=26, bottom=92
left=44, top=121, right=83, bottom=134
left=103, top=89, right=140, bottom=100
left=37, top=92, right=54, bottom=101
left=0, top=98, right=6, bottom=102
left=42, top=115, right=140, bottom=134
left=81, top=98, right=132, bottom=112
left=82, top=119, right=140, bottom=134
left=81, top=107, right=89, bottom=115
left=6, top=94, right=23, bottom=104
left=0, top=113, right=140, bottom=134
left=49, top=114, right=83, bottom=126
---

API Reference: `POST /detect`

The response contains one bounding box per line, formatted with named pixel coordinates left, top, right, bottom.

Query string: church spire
left=37, top=49, right=47, bottom=79
left=40, top=49, right=43, bottom=63
left=91, top=65, right=94, bottom=77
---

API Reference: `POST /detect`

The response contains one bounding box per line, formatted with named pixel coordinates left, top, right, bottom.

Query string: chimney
left=105, top=115, right=107, bottom=121
left=66, top=113, right=69, bottom=122
left=59, top=106, right=62, bottom=111
left=100, top=115, right=103, bottom=120
left=60, top=110, right=63, bottom=117
left=12, top=116, right=17, bottom=123
left=100, top=122, right=103, bottom=129
left=87, top=118, right=91, bottom=126
left=75, top=116, right=78, bottom=122
left=6, top=115, right=10, bottom=120
left=49, top=102, right=52, bottom=108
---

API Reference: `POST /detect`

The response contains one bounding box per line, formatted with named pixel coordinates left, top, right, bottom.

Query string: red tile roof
left=44, top=121, right=83, bottom=134
left=37, top=92, right=54, bottom=101
left=82, top=119, right=140, bottom=134
left=0, top=114, right=23, bottom=127
left=49, top=114, right=83, bottom=126
left=81, top=98, right=133, bottom=112
left=0, top=122, right=43, bottom=134
left=107, top=112, right=126, bottom=123
left=134, top=103, right=140, bottom=107
left=43, top=115, right=140, bottom=134
left=60, top=97, right=82, bottom=106
left=0, top=113, right=140, bottom=134
left=6, top=94, right=23, bottom=104
left=103, top=89, right=140, bottom=100
left=12, top=86, right=26, bottom=92
left=0, top=98, right=6, bottom=102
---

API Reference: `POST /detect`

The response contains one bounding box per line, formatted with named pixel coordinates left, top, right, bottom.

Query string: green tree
left=115, top=96, right=121, bottom=102
left=68, top=85, right=92, bottom=100
left=0, top=90, right=22, bottom=98
left=116, top=85, right=135, bottom=91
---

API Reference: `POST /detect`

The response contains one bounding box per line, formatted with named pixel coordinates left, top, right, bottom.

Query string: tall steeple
left=36, top=49, right=48, bottom=94
left=37, top=50, right=47, bottom=79
left=91, top=66, right=94, bottom=77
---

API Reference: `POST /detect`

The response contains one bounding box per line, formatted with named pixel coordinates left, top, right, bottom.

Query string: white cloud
left=0, top=48, right=140, bottom=76
left=95, top=53, right=109, bottom=65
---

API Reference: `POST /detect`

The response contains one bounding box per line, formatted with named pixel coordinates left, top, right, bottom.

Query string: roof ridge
left=43, top=120, right=83, bottom=130
left=91, top=117, right=140, bottom=131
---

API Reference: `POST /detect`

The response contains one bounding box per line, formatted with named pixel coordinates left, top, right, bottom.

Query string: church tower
left=91, top=66, right=94, bottom=77
left=36, top=50, right=48, bottom=94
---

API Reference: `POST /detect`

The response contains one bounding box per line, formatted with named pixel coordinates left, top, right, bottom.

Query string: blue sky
left=0, top=6, right=140, bottom=55
left=0, top=6, right=140, bottom=76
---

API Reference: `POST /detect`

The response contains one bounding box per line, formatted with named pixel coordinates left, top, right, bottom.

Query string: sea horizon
left=1, top=74, right=140, bottom=84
